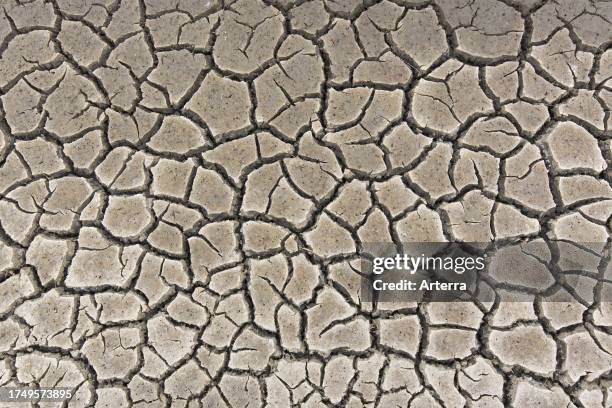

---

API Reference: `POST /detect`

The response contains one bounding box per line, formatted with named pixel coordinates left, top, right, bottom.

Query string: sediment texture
left=0, top=0, right=611, bottom=406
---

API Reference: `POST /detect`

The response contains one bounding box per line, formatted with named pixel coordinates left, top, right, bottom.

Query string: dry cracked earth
left=0, top=0, right=611, bottom=406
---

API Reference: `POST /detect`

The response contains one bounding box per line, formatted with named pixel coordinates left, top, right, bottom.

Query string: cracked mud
left=0, top=0, right=610, bottom=407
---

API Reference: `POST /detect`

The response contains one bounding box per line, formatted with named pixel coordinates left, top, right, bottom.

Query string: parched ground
left=0, top=0, right=610, bottom=406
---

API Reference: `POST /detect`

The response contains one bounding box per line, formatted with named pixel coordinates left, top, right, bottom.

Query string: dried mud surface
left=0, top=0, right=611, bottom=406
